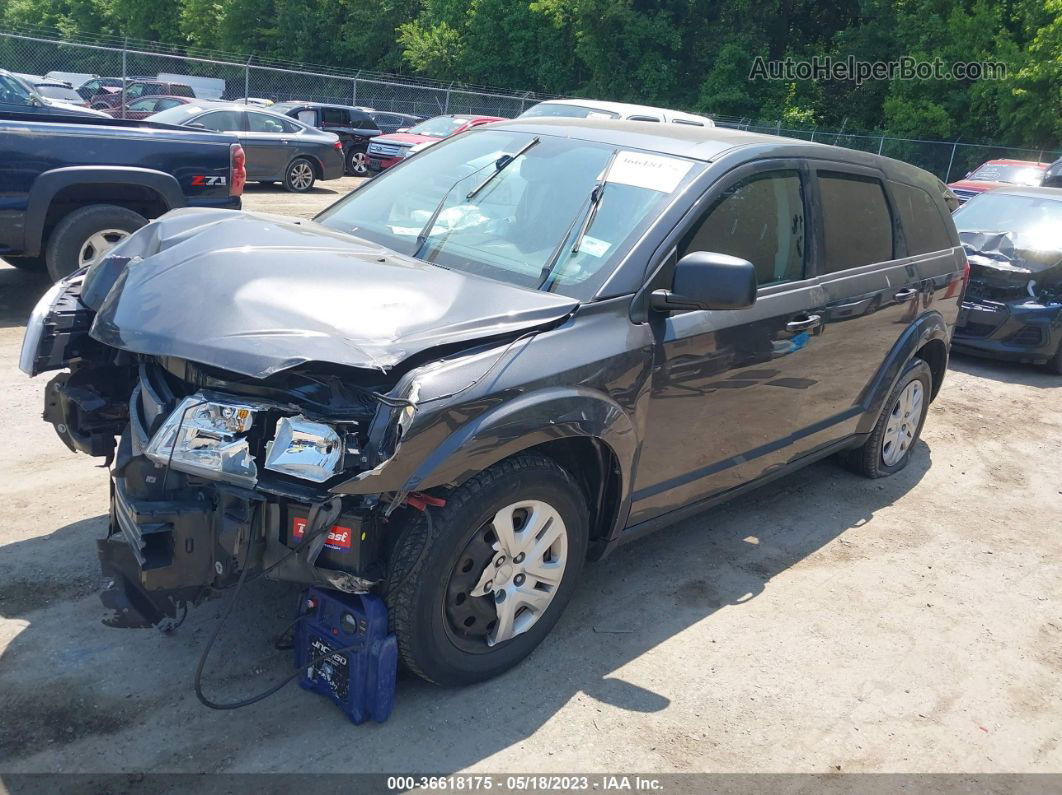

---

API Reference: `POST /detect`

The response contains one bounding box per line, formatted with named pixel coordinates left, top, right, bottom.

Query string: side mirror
left=651, top=251, right=757, bottom=312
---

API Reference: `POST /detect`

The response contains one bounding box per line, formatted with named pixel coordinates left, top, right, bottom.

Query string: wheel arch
left=24, top=167, right=182, bottom=256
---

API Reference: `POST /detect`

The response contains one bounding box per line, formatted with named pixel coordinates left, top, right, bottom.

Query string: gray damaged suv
left=21, top=118, right=966, bottom=686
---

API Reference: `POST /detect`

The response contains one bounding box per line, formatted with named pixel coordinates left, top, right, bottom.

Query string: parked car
left=76, top=76, right=124, bottom=102
left=31, top=80, right=93, bottom=108
left=45, top=71, right=98, bottom=89
left=1, top=69, right=109, bottom=118
left=146, top=103, right=343, bottom=192
left=520, top=98, right=715, bottom=126
left=91, top=80, right=195, bottom=112
left=0, top=112, right=243, bottom=281
left=951, top=186, right=1062, bottom=372
left=103, top=94, right=198, bottom=120
left=365, top=113, right=506, bottom=172
left=157, top=72, right=224, bottom=100
left=233, top=97, right=274, bottom=107
left=271, top=101, right=383, bottom=176
left=946, top=158, right=1049, bottom=204
left=1041, top=156, right=1062, bottom=188
left=21, top=118, right=963, bottom=687
left=368, top=110, right=426, bottom=135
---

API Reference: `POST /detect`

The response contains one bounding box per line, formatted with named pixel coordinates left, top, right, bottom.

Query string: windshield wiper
left=466, top=137, right=539, bottom=200
left=412, top=138, right=538, bottom=261
left=536, top=148, right=619, bottom=289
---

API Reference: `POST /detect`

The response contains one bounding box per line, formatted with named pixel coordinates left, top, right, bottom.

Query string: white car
left=519, top=98, right=714, bottom=127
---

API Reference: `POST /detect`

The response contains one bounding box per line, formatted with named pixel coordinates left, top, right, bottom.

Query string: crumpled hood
left=960, top=230, right=1062, bottom=299
left=88, top=208, right=578, bottom=379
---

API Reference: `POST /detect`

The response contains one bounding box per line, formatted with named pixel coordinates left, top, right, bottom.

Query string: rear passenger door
left=632, top=160, right=835, bottom=523
left=796, top=163, right=922, bottom=443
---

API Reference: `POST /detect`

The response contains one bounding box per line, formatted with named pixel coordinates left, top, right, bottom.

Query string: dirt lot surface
left=1, top=180, right=1059, bottom=778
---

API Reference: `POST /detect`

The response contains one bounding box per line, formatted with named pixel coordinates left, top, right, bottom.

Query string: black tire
left=283, top=157, right=316, bottom=192
left=1045, top=340, right=1062, bottom=375
left=842, top=358, right=932, bottom=478
left=385, top=454, right=589, bottom=686
left=258, top=180, right=276, bottom=186
left=4, top=255, right=46, bottom=272
left=345, top=146, right=369, bottom=177
left=44, top=204, right=147, bottom=282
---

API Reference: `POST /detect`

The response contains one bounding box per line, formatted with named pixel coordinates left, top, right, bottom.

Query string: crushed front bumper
left=952, top=297, right=1062, bottom=364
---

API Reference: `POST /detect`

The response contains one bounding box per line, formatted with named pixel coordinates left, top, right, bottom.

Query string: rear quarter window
left=171, top=84, right=195, bottom=98
left=818, top=172, right=894, bottom=273
left=890, top=181, right=955, bottom=255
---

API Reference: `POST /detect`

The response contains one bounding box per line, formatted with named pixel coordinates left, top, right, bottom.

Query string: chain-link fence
left=0, top=27, right=550, bottom=120
left=711, top=115, right=1062, bottom=183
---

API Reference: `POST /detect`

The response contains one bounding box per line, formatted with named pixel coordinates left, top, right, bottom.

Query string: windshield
left=0, top=73, right=36, bottom=105
left=969, top=163, right=1045, bottom=186
left=36, top=84, right=83, bottom=103
left=521, top=102, right=620, bottom=120
left=316, top=129, right=697, bottom=298
left=954, top=193, right=1062, bottom=252
left=408, top=116, right=467, bottom=138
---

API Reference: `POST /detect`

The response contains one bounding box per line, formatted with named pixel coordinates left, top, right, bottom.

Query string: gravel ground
left=0, top=180, right=1059, bottom=777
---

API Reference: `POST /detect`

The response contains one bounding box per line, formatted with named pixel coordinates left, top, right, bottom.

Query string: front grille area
left=367, top=142, right=407, bottom=157
left=966, top=280, right=1026, bottom=303
left=1007, top=326, right=1045, bottom=346
left=956, top=321, right=999, bottom=339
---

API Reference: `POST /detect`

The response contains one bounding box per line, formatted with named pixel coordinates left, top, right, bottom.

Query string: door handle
left=894, top=288, right=919, bottom=301
left=786, top=314, right=822, bottom=332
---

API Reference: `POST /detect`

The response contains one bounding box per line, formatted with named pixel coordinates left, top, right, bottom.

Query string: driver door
left=630, top=160, right=831, bottom=524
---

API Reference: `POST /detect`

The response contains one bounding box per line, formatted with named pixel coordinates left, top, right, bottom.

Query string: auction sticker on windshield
left=607, top=151, right=693, bottom=193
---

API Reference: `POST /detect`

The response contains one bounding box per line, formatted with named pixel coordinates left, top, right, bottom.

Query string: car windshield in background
left=408, top=116, right=467, bottom=137
left=315, top=129, right=697, bottom=298
left=969, top=164, right=1044, bottom=186
left=521, top=103, right=621, bottom=119
left=954, top=193, right=1062, bottom=252
left=36, top=84, right=83, bottom=103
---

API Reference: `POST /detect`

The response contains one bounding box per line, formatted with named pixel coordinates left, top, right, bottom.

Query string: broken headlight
left=145, top=395, right=258, bottom=487
left=264, top=415, right=344, bottom=483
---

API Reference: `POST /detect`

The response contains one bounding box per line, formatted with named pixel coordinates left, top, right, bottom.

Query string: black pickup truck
left=0, top=112, right=245, bottom=281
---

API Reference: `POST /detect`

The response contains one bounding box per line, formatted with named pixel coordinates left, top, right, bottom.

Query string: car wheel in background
left=284, top=158, right=316, bottom=192
left=45, top=204, right=146, bottom=282
left=841, top=358, right=932, bottom=478
left=385, top=453, right=588, bottom=686
left=346, top=148, right=369, bottom=176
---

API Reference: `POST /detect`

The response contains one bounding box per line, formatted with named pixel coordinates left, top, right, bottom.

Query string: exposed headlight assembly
left=145, top=395, right=259, bottom=487
left=264, top=415, right=345, bottom=483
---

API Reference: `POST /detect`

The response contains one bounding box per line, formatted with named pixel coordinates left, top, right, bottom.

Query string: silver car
left=146, top=103, right=345, bottom=192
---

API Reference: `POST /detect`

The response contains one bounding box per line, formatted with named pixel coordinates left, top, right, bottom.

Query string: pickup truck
left=0, top=112, right=245, bottom=281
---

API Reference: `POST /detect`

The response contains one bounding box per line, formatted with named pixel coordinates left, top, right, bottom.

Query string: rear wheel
left=386, top=454, right=588, bottom=686
left=346, top=147, right=369, bottom=176
left=842, top=359, right=932, bottom=478
left=283, top=157, right=316, bottom=192
left=45, top=204, right=146, bottom=282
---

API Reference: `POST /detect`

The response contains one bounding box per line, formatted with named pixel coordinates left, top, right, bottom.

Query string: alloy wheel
left=882, top=380, right=923, bottom=466
left=78, top=229, right=129, bottom=268
left=289, top=161, right=314, bottom=191
left=445, top=500, right=569, bottom=648
left=348, top=151, right=369, bottom=176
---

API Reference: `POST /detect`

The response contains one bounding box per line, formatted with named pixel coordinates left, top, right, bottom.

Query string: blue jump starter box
left=294, top=587, right=398, bottom=724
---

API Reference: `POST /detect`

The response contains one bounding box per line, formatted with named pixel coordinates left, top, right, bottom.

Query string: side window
left=296, top=109, right=317, bottom=126
left=680, top=170, right=806, bottom=287
left=0, top=75, right=33, bottom=106
left=673, top=118, right=705, bottom=126
left=248, top=112, right=300, bottom=133
left=321, top=107, right=346, bottom=125
left=628, top=115, right=661, bottom=122
left=194, top=110, right=243, bottom=132
left=154, top=98, right=182, bottom=111
left=128, top=98, right=157, bottom=112
left=890, top=181, right=954, bottom=254
left=125, top=83, right=145, bottom=100
left=818, top=171, right=894, bottom=273
left=141, top=84, right=162, bottom=97
left=171, top=84, right=194, bottom=98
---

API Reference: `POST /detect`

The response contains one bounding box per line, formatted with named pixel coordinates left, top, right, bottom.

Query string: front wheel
left=386, top=454, right=588, bottom=686
left=283, top=157, right=316, bottom=192
left=842, top=358, right=932, bottom=478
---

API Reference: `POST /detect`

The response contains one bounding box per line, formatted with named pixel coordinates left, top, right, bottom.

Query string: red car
left=947, top=159, right=1049, bottom=204
left=92, top=80, right=195, bottom=114
left=365, top=114, right=506, bottom=172
left=104, top=94, right=198, bottom=120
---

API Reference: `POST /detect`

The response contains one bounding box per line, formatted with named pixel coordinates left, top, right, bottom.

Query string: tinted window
left=170, top=84, right=195, bottom=98
left=680, top=170, right=806, bottom=287
left=248, top=111, right=300, bottom=133
left=891, top=182, right=953, bottom=255
left=127, top=98, right=157, bottom=112
left=818, top=172, right=893, bottom=273
left=321, top=107, right=347, bottom=125
left=154, top=98, right=182, bottom=111
left=350, top=111, right=378, bottom=130
left=125, top=83, right=146, bottom=99
left=194, top=110, right=243, bottom=132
